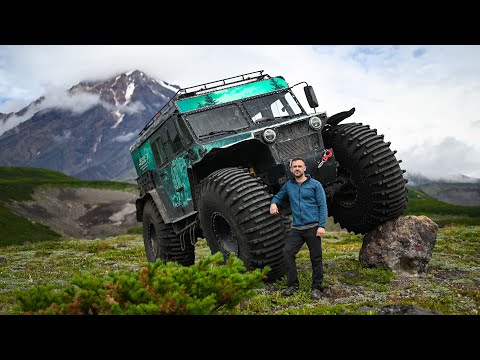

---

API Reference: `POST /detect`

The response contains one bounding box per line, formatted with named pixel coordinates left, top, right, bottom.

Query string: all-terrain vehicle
left=129, top=70, right=408, bottom=280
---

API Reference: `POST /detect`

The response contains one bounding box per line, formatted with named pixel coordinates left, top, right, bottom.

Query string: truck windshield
left=243, top=91, right=303, bottom=122
left=185, top=104, right=249, bottom=138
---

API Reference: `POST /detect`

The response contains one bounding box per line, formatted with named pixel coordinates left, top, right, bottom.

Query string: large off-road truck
left=129, top=70, right=408, bottom=280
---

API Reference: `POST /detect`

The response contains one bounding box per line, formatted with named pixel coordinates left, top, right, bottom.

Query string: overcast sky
left=1, top=45, right=479, bottom=179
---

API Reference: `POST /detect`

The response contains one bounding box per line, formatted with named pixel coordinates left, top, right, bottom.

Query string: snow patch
left=125, top=82, right=135, bottom=103
left=92, top=134, right=103, bottom=154
left=112, top=110, right=124, bottom=128
left=157, top=79, right=180, bottom=93
left=110, top=88, right=118, bottom=106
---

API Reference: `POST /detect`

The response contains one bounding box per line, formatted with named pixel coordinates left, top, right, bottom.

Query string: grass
left=1, top=225, right=478, bottom=315
left=0, top=167, right=138, bottom=247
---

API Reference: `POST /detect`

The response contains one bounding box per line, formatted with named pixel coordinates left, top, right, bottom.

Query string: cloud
left=114, top=132, right=136, bottom=142
left=400, top=137, right=480, bottom=179
left=0, top=87, right=102, bottom=136
left=0, top=105, right=38, bottom=136
left=0, top=86, right=146, bottom=137
left=46, top=87, right=101, bottom=114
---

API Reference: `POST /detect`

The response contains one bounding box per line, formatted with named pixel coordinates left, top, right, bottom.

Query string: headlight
left=262, top=129, right=276, bottom=143
left=309, top=116, right=322, bottom=130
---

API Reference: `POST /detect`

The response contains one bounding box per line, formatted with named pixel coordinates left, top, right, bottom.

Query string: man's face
left=290, top=160, right=306, bottom=178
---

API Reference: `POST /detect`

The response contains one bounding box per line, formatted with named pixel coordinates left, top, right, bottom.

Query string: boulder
left=359, top=216, right=438, bottom=275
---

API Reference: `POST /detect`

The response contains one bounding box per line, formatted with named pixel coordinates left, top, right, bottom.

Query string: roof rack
left=138, top=70, right=268, bottom=137
left=177, top=70, right=267, bottom=98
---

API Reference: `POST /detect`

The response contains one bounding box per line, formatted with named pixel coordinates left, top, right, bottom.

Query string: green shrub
left=15, top=252, right=269, bottom=315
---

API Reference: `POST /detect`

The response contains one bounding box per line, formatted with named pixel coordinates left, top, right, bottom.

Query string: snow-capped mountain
left=0, top=70, right=180, bottom=182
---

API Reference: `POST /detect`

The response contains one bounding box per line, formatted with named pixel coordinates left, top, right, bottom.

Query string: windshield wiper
left=199, top=129, right=238, bottom=139
left=254, top=117, right=274, bottom=123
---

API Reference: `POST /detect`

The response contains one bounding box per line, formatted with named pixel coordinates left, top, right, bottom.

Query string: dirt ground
left=6, top=187, right=139, bottom=239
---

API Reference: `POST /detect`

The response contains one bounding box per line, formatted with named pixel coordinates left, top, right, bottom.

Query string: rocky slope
left=5, top=187, right=138, bottom=239
left=415, top=183, right=480, bottom=206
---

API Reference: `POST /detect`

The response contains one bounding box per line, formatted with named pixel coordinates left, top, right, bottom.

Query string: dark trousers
left=283, top=227, right=323, bottom=290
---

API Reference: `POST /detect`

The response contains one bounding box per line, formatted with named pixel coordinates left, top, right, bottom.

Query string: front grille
left=276, top=121, right=309, bottom=141
left=277, top=133, right=319, bottom=158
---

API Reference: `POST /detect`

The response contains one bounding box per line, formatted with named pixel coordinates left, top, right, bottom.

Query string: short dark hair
left=290, top=157, right=306, bottom=166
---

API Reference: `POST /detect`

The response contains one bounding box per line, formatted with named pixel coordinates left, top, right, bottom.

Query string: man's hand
left=270, top=203, right=279, bottom=215
left=316, top=227, right=326, bottom=237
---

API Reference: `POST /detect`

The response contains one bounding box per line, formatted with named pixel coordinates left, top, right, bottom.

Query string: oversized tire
left=198, top=167, right=287, bottom=280
left=281, top=208, right=292, bottom=233
left=323, top=122, right=408, bottom=234
left=142, top=198, right=195, bottom=266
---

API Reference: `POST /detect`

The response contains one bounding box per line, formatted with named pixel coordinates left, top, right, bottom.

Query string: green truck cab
left=130, top=70, right=408, bottom=280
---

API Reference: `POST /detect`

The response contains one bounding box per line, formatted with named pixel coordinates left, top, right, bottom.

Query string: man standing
left=270, top=157, right=328, bottom=300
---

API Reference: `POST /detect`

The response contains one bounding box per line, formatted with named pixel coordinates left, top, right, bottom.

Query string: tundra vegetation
left=0, top=167, right=478, bottom=314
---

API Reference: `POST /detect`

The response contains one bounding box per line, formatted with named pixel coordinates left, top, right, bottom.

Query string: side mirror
left=304, top=85, right=319, bottom=109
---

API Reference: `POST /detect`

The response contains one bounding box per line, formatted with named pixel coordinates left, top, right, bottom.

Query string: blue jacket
left=271, top=175, right=327, bottom=228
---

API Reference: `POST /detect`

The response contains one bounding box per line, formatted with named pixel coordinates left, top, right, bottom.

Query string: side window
left=164, top=119, right=183, bottom=155
left=150, top=133, right=167, bottom=166
left=176, top=115, right=193, bottom=147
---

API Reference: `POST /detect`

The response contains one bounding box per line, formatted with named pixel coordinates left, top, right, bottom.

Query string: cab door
left=150, top=118, right=192, bottom=221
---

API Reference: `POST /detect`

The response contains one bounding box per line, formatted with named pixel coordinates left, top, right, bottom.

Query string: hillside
left=414, top=183, right=480, bottom=206
left=0, top=167, right=138, bottom=247
left=405, top=187, right=480, bottom=226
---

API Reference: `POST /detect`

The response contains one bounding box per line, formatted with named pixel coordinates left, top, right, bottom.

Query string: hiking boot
left=281, top=286, right=299, bottom=297
left=311, top=287, right=325, bottom=300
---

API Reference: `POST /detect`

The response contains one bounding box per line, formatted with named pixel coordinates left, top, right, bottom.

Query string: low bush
left=15, top=252, right=269, bottom=315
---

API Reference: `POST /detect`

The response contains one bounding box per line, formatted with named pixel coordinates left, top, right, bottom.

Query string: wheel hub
left=334, top=167, right=358, bottom=208
left=147, top=222, right=158, bottom=258
left=212, top=212, right=239, bottom=257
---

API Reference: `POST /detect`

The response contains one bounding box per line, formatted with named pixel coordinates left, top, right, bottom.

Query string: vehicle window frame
left=175, top=113, right=194, bottom=148
left=150, top=129, right=168, bottom=167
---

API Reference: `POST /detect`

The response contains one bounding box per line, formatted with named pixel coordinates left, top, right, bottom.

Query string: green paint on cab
left=177, top=77, right=288, bottom=113
left=131, top=141, right=156, bottom=176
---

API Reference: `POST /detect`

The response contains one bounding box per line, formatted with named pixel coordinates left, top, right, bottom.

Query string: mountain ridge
left=0, top=70, right=178, bottom=182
